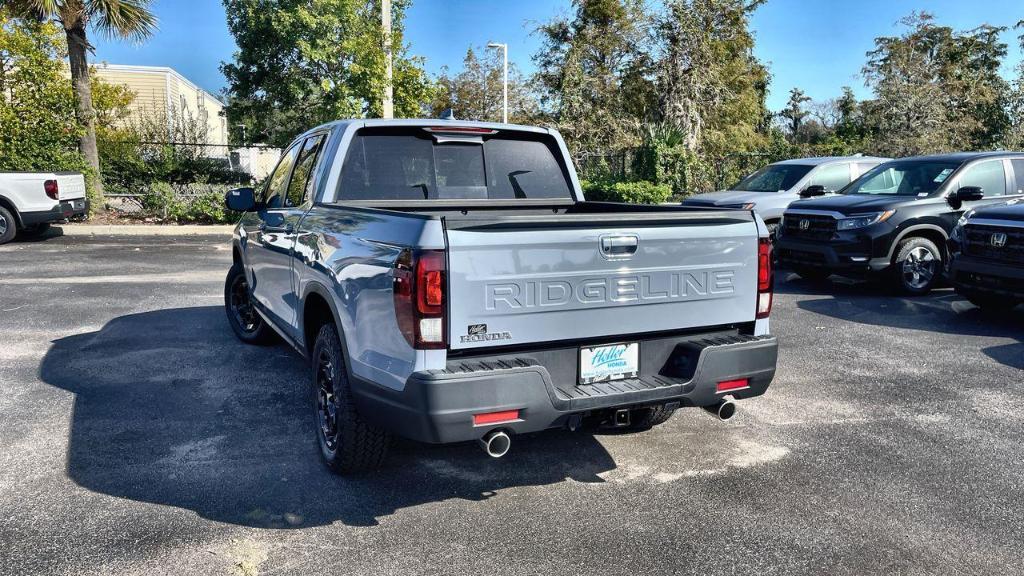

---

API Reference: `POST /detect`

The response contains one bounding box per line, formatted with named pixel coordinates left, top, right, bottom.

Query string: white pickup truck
left=223, top=119, right=778, bottom=473
left=0, top=172, right=88, bottom=244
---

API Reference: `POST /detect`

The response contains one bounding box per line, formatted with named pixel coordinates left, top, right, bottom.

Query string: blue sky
left=93, top=0, right=1024, bottom=111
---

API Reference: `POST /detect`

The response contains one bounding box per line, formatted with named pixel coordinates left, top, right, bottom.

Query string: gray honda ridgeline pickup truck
left=224, top=119, right=778, bottom=474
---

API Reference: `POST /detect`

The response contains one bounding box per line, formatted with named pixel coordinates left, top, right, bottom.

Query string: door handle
left=258, top=221, right=294, bottom=234
left=600, top=234, right=639, bottom=258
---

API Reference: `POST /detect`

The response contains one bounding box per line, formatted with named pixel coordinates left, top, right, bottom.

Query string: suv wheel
left=312, top=323, right=390, bottom=474
left=0, top=206, right=16, bottom=245
left=224, top=262, right=277, bottom=344
left=893, top=237, right=941, bottom=295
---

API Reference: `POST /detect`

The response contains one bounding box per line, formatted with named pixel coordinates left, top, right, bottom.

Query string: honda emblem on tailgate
left=990, top=232, right=1007, bottom=247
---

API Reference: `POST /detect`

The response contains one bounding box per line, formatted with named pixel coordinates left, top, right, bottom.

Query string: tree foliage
left=0, top=9, right=86, bottom=172
left=430, top=47, right=540, bottom=123
left=534, top=0, right=654, bottom=157
left=861, top=13, right=1010, bottom=157
left=221, top=0, right=433, bottom=147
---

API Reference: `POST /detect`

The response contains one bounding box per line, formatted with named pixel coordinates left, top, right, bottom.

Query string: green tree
left=431, top=47, right=540, bottom=124
left=778, top=87, right=811, bottom=141
left=534, top=0, right=654, bottom=157
left=863, top=12, right=1009, bottom=156
left=1003, top=21, right=1024, bottom=149
left=0, top=9, right=85, bottom=173
left=221, top=0, right=433, bottom=147
left=656, top=0, right=769, bottom=154
left=4, top=0, right=156, bottom=200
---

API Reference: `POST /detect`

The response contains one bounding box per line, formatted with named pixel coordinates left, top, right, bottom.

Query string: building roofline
left=95, top=63, right=223, bottom=105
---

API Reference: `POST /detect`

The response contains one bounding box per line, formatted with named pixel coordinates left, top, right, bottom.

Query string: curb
left=56, top=224, right=234, bottom=237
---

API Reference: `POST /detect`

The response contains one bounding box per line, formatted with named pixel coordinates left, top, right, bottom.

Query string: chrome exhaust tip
left=704, top=395, right=737, bottom=421
left=479, top=430, right=511, bottom=458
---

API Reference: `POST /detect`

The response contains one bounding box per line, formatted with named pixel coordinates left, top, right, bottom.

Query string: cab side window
left=286, top=135, right=327, bottom=207
left=958, top=160, right=1006, bottom=197
left=809, top=163, right=852, bottom=192
left=262, top=144, right=300, bottom=209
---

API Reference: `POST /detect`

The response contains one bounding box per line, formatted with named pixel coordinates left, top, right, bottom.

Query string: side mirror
left=954, top=186, right=984, bottom=202
left=225, top=187, right=257, bottom=212
left=799, top=185, right=827, bottom=198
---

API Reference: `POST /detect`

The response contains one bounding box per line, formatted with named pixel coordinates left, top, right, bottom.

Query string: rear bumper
left=949, top=255, right=1024, bottom=298
left=20, top=198, right=87, bottom=226
left=350, top=332, right=778, bottom=444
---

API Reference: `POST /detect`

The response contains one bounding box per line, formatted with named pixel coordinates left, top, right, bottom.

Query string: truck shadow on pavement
left=778, top=273, right=1024, bottom=370
left=39, top=306, right=617, bottom=528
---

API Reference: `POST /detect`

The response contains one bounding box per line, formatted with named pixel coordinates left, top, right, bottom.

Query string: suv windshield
left=843, top=160, right=962, bottom=196
left=732, top=164, right=814, bottom=192
left=337, top=127, right=574, bottom=201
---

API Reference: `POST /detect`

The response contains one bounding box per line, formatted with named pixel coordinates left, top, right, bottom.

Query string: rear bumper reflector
left=716, top=378, right=750, bottom=393
left=473, top=410, right=521, bottom=426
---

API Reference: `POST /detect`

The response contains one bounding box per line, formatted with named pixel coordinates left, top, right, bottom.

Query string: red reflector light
left=473, top=410, right=520, bottom=426
left=44, top=179, right=59, bottom=200
left=716, top=378, right=749, bottom=393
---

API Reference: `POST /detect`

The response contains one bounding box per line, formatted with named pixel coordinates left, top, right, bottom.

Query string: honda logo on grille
left=799, top=219, right=810, bottom=231
left=990, top=232, right=1008, bottom=247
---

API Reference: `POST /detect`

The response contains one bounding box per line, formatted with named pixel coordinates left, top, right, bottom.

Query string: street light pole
left=382, top=0, right=394, bottom=119
left=486, top=42, right=508, bottom=124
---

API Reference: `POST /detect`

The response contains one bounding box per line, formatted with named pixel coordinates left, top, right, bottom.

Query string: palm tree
left=5, top=0, right=156, bottom=196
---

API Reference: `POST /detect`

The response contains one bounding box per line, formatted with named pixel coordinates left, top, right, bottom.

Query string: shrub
left=133, top=182, right=235, bottom=224
left=581, top=180, right=673, bottom=204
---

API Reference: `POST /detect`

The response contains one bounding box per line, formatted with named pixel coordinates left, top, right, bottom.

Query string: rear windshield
left=336, top=128, right=575, bottom=201
left=732, top=164, right=813, bottom=192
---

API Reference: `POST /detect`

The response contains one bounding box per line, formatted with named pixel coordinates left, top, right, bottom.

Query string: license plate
left=579, top=343, right=639, bottom=385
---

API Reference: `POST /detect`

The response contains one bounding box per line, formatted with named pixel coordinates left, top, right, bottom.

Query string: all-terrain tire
left=312, top=323, right=391, bottom=474
left=0, top=206, right=16, bottom=245
left=628, top=405, right=676, bottom=430
left=224, top=262, right=277, bottom=344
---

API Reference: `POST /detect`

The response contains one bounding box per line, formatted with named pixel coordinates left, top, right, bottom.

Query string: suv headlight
left=836, top=210, right=895, bottom=231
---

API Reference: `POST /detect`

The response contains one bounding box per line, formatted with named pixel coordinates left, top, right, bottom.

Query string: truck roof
left=298, top=118, right=553, bottom=141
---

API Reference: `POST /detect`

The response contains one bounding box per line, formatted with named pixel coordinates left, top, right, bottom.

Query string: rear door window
left=262, top=143, right=300, bottom=209
left=958, top=160, right=1006, bottom=197
left=286, top=135, right=326, bottom=206
left=808, top=163, right=852, bottom=192
left=337, top=128, right=574, bottom=201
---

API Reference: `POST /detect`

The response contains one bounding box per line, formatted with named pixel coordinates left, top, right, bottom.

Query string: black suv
left=948, top=199, right=1024, bottom=310
left=776, top=152, right=1024, bottom=294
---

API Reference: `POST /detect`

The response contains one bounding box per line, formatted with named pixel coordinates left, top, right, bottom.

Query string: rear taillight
left=756, top=237, right=773, bottom=319
left=393, top=249, right=447, bottom=349
left=44, top=180, right=59, bottom=200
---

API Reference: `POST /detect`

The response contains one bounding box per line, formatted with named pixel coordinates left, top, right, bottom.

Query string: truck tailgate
left=56, top=173, right=86, bottom=201
left=444, top=212, right=759, bottom=350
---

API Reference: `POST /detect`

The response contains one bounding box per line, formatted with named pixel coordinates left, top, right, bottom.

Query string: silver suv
left=682, top=156, right=889, bottom=237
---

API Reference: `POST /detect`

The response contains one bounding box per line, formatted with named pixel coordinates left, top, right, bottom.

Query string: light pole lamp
left=486, top=42, right=508, bottom=124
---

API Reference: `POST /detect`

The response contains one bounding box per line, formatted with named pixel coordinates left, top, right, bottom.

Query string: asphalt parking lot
left=1, top=233, right=1023, bottom=576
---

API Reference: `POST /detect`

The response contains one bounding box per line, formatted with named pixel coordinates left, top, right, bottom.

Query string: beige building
left=93, top=64, right=229, bottom=155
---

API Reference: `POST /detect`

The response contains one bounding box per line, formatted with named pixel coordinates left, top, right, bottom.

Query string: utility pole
left=487, top=42, right=508, bottom=124
left=382, top=0, right=394, bottom=119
